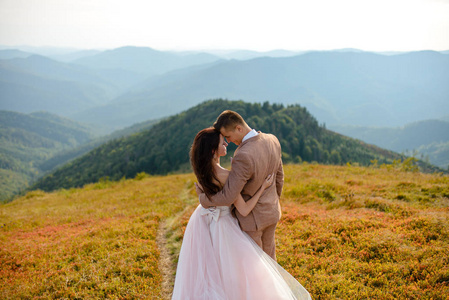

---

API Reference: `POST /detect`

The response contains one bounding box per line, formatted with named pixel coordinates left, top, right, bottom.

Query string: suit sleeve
left=199, top=193, right=214, bottom=208
left=199, top=152, right=253, bottom=207
left=276, top=159, right=284, bottom=198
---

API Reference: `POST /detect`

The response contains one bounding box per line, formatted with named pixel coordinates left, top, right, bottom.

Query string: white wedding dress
left=172, top=204, right=312, bottom=300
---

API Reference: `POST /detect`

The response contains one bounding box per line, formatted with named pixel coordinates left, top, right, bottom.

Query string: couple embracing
left=172, top=110, right=311, bottom=299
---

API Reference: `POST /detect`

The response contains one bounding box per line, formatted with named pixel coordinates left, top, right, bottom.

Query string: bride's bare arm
left=234, top=174, right=274, bottom=217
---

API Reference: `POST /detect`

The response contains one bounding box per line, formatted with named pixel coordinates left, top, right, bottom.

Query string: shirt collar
left=242, top=129, right=259, bottom=143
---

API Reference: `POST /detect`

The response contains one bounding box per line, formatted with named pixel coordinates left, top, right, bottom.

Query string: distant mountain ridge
left=71, top=50, right=449, bottom=130
left=32, top=99, right=423, bottom=193
left=0, top=46, right=222, bottom=123
left=72, top=46, right=222, bottom=76
left=0, top=55, right=122, bottom=117
left=1, top=47, right=447, bottom=133
left=331, top=119, right=449, bottom=168
left=0, top=49, right=32, bottom=59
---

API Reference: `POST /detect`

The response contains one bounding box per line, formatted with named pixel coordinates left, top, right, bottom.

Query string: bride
left=172, top=127, right=311, bottom=300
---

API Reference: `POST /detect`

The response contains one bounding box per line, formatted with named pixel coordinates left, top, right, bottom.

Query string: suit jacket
left=199, top=132, right=284, bottom=231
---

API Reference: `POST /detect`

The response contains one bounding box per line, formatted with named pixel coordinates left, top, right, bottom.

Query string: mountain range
left=1, top=46, right=448, bottom=198
left=0, top=46, right=223, bottom=132
left=0, top=55, right=120, bottom=121
left=72, top=46, right=221, bottom=77
left=1, top=47, right=448, bottom=132
left=75, top=50, right=448, bottom=129
left=331, top=119, right=449, bottom=169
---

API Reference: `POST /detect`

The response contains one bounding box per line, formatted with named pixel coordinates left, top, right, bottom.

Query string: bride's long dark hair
left=190, top=127, right=222, bottom=199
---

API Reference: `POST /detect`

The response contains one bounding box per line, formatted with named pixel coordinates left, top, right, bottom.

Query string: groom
left=198, top=110, right=284, bottom=260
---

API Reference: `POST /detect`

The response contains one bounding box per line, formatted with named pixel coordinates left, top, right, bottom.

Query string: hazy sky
left=0, top=0, right=448, bottom=52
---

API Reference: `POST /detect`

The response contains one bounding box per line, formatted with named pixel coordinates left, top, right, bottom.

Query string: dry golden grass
left=1, top=173, right=196, bottom=299
left=1, top=164, right=448, bottom=299
left=278, top=164, right=449, bottom=299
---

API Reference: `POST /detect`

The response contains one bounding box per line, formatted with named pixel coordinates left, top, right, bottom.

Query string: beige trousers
left=245, top=223, right=277, bottom=260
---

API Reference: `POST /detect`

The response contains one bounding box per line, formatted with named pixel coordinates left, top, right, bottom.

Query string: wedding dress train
left=172, top=204, right=312, bottom=300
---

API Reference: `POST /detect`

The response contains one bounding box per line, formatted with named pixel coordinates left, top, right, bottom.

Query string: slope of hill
left=0, top=111, right=94, bottom=201
left=1, top=164, right=448, bottom=298
left=38, top=118, right=161, bottom=173
left=32, top=99, right=414, bottom=192
left=73, top=50, right=449, bottom=129
left=331, top=120, right=449, bottom=169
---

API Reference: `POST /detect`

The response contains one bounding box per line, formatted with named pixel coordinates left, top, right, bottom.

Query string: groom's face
left=220, top=125, right=243, bottom=145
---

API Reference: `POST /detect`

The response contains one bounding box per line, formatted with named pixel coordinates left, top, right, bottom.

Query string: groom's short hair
left=214, top=110, right=246, bottom=131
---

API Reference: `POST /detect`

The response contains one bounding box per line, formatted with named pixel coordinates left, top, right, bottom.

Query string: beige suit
left=199, top=132, right=284, bottom=259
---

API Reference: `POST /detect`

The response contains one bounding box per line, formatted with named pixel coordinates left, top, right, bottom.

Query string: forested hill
left=0, top=111, right=94, bottom=201
left=31, top=99, right=413, bottom=192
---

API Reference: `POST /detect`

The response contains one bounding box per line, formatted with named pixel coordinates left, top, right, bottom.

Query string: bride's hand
left=262, top=173, right=275, bottom=189
left=194, top=182, right=204, bottom=196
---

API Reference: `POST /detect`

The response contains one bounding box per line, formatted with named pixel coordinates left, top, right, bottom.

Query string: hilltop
left=31, top=99, right=412, bottom=193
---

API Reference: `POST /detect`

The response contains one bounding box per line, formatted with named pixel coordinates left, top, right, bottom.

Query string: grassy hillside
left=1, top=163, right=448, bottom=299
left=32, top=99, right=413, bottom=193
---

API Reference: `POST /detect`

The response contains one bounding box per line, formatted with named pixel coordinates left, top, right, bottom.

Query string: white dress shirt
left=242, top=129, right=259, bottom=143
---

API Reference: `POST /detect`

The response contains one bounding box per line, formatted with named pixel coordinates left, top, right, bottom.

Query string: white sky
left=0, top=0, right=448, bottom=52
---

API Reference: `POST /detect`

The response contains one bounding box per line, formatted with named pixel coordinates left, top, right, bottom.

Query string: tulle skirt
left=172, top=205, right=311, bottom=300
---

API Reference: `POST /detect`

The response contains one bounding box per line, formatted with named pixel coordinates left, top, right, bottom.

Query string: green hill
left=32, top=99, right=416, bottom=192
left=0, top=111, right=94, bottom=201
